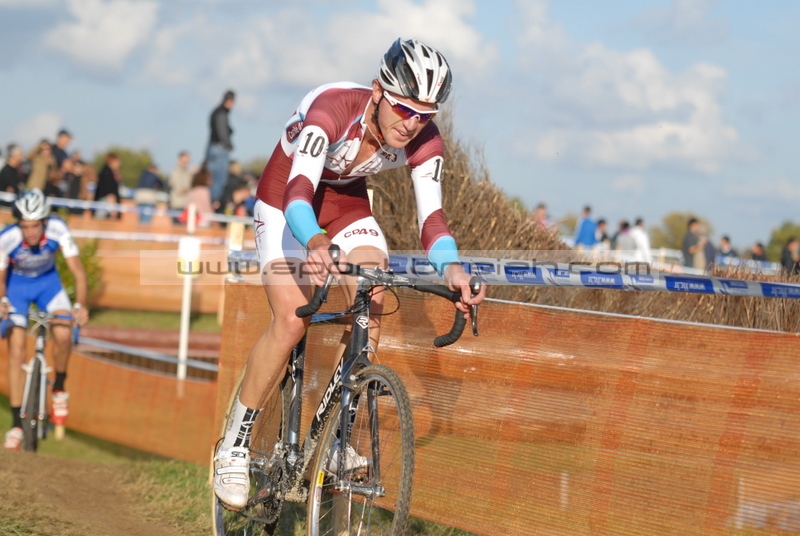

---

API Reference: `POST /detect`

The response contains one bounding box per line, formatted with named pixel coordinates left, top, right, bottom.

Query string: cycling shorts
left=7, top=269, right=72, bottom=328
left=253, top=199, right=388, bottom=273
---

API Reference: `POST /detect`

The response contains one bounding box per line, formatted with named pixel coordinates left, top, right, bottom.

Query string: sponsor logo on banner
left=388, top=255, right=408, bottom=274
left=412, top=257, right=437, bottom=276
left=665, top=276, right=714, bottom=293
left=504, top=264, right=544, bottom=284
left=580, top=273, right=624, bottom=289
left=473, top=262, right=496, bottom=275
left=630, top=274, right=656, bottom=286
left=761, top=283, right=800, bottom=298
left=720, top=279, right=750, bottom=295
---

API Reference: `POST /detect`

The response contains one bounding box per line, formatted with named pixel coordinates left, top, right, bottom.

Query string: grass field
left=87, top=308, right=222, bottom=333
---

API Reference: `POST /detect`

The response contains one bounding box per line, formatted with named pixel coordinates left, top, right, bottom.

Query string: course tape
left=227, top=250, right=800, bottom=300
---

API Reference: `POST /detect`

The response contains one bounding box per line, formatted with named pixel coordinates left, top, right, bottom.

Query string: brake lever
left=469, top=276, right=481, bottom=336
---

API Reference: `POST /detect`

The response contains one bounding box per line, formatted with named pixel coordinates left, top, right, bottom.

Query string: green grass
left=87, top=307, right=221, bottom=333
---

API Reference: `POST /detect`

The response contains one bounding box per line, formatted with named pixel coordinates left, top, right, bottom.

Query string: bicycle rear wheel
left=21, top=358, right=42, bottom=452
left=307, top=363, right=415, bottom=536
left=212, top=365, right=292, bottom=536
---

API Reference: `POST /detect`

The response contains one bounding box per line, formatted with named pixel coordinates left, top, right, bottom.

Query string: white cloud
left=45, top=0, right=159, bottom=73
left=12, top=112, right=63, bottom=148
left=611, top=174, right=645, bottom=195
left=726, top=177, right=800, bottom=203
left=637, top=0, right=727, bottom=45
left=514, top=0, right=742, bottom=175
left=140, top=0, right=495, bottom=113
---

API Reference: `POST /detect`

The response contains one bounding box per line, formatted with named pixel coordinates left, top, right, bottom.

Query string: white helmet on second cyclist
left=13, top=188, right=51, bottom=221
left=378, top=38, right=453, bottom=105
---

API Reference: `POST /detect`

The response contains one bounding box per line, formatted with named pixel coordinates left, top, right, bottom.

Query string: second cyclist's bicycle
left=2, top=310, right=79, bottom=452
left=213, top=248, right=480, bottom=536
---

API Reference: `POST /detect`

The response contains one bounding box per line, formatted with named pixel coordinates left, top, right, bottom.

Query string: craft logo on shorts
left=286, top=120, right=304, bottom=143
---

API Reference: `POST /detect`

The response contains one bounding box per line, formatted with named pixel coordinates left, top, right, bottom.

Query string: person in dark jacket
left=206, top=89, right=235, bottom=204
left=781, top=237, right=800, bottom=275
left=93, top=152, right=121, bottom=219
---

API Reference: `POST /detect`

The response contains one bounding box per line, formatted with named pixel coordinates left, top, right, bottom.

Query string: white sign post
left=177, top=205, right=200, bottom=381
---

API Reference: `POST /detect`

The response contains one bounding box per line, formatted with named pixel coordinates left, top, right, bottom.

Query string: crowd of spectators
left=530, top=202, right=793, bottom=275
left=0, top=127, right=257, bottom=228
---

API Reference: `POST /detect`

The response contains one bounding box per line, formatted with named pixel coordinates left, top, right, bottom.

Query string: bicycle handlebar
left=295, top=245, right=481, bottom=348
left=1, top=311, right=81, bottom=343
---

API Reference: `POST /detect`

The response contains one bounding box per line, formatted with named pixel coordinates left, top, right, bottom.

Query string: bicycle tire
left=21, top=358, right=41, bottom=452
left=307, top=363, right=415, bottom=536
left=212, top=365, right=292, bottom=536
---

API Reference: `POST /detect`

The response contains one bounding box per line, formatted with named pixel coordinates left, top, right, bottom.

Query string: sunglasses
left=383, top=91, right=437, bottom=124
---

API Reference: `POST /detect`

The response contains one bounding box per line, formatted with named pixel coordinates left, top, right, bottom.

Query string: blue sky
left=1, top=0, right=799, bottom=251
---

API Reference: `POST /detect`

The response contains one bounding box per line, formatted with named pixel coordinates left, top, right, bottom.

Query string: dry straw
left=368, top=113, right=800, bottom=334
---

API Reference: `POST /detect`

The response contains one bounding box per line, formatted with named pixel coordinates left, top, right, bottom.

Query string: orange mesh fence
left=216, top=279, right=800, bottom=536
left=0, top=275, right=797, bottom=534
left=0, top=338, right=216, bottom=466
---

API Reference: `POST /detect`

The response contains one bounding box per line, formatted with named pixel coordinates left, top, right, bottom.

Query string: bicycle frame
left=11, top=311, right=77, bottom=448
left=19, top=318, right=51, bottom=442
left=276, top=274, right=375, bottom=503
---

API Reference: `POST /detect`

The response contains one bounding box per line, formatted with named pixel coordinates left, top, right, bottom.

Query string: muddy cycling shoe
left=3, top=427, right=23, bottom=451
left=51, top=391, right=69, bottom=426
left=326, top=439, right=370, bottom=473
left=214, top=446, right=251, bottom=510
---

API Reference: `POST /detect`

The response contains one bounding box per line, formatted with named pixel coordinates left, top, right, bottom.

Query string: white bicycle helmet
left=13, top=188, right=51, bottom=221
left=378, top=38, right=452, bottom=104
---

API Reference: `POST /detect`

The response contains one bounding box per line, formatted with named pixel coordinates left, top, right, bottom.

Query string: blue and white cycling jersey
left=0, top=216, right=80, bottom=278
left=0, top=217, right=79, bottom=325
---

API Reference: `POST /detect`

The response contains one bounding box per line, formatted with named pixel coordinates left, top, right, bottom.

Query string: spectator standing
left=26, top=140, right=56, bottom=191
left=595, top=219, right=610, bottom=246
left=781, top=237, right=800, bottom=275
left=614, top=220, right=636, bottom=260
left=700, top=227, right=715, bottom=271
left=751, top=242, right=767, bottom=262
left=50, top=129, right=72, bottom=168
left=93, top=152, right=121, bottom=219
left=168, top=151, right=192, bottom=223
left=207, top=89, right=235, bottom=203
left=217, top=160, right=244, bottom=214
left=574, top=205, right=597, bottom=249
left=185, top=166, right=214, bottom=228
left=629, top=217, right=652, bottom=264
left=681, top=218, right=705, bottom=268
left=0, top=144, right=24, bottom=202
left=134, top=164, right=165, bottom=224
left=43, top=167, right=65, bottom=199
left=530, top=202, right=556, bottom=236
left=718, top=236, right=738, bottom=259
left=66, top=154, right=86, bottom=215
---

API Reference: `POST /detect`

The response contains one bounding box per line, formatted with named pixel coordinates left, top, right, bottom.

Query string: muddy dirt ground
left=0, top=449, right=201, bottom=536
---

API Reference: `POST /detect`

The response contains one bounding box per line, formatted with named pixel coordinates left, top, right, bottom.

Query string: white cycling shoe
left=327, top=439, right=370, bottom=473
left=213, top=446, right=250, bottom=510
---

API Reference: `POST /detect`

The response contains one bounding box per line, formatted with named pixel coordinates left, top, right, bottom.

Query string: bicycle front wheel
left=21, top=358, right=42, bottom=452
left=307, top=363, right=415, bottom=536
left=212, top=365, right=292, bottom=536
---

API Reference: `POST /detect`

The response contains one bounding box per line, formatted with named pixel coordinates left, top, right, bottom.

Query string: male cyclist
left=213, top=38, right=487, bottom=509
left=0, top=189, right=89, bottom=450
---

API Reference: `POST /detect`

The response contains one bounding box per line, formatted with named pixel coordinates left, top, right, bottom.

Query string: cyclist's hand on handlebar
left=444, top=263, right=487, bottom=314
left=72, top=304, right=89, bottom=326
left=306, top=234, right=347, bottom=286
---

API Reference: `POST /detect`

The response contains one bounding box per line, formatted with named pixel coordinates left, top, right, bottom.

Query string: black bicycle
left=2, top=311, right=78, bottom=452
left=213, top=248, right=480, bottom=536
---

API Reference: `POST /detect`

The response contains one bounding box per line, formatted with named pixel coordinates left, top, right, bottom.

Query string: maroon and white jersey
left=256, top=82, right=458, bottom=269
